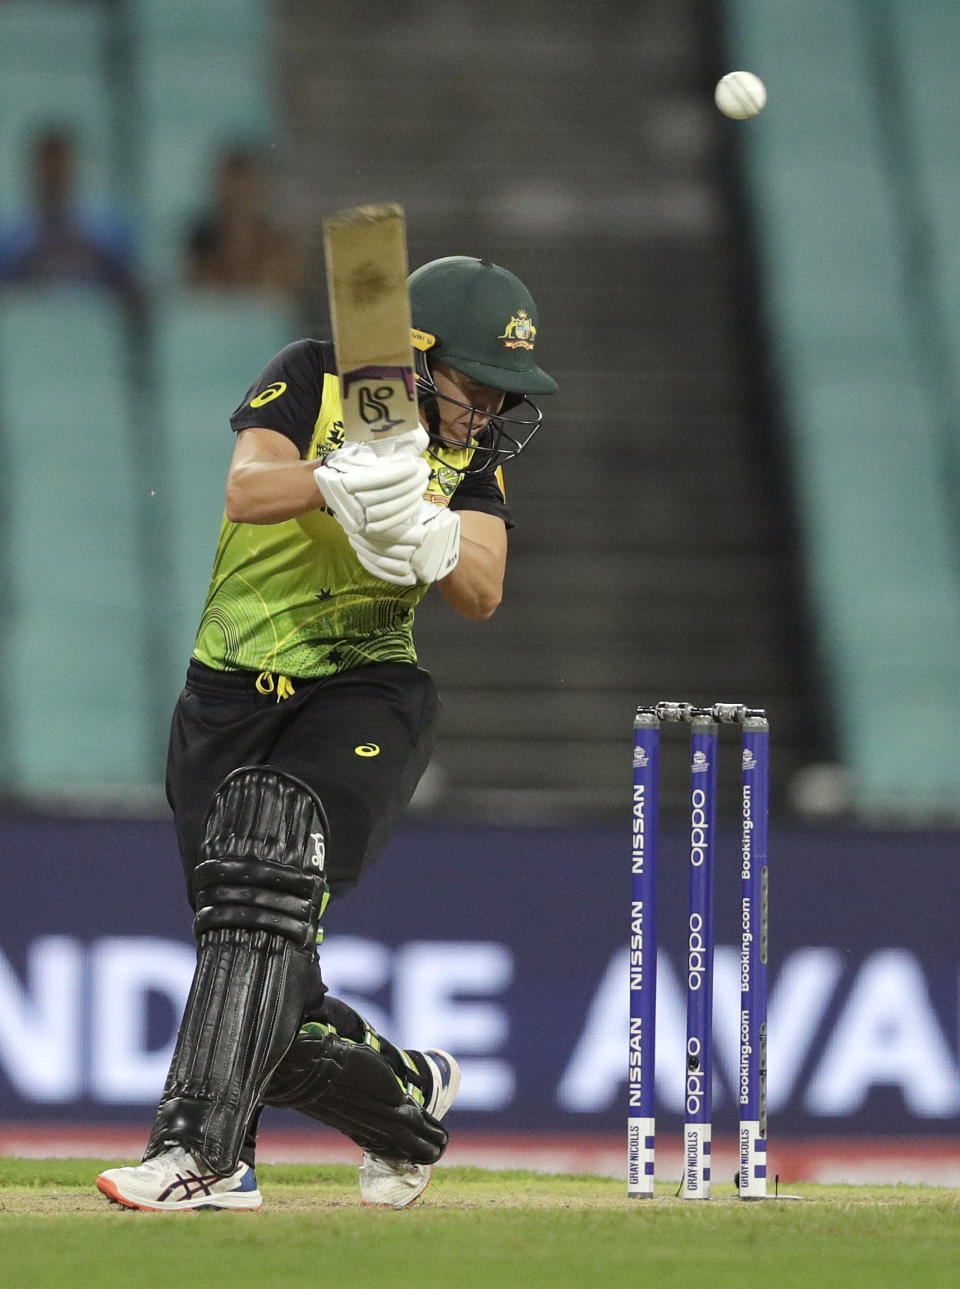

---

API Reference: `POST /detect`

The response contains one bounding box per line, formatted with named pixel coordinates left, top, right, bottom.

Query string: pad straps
left=146, top=767, right=328, bottom=1174
left=265, top=1027, right=449, bottom=1164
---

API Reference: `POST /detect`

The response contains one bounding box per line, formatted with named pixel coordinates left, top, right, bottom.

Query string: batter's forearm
left=225, top=458, right=328, bottom=525
left=438, top=529, right=505, bottom=620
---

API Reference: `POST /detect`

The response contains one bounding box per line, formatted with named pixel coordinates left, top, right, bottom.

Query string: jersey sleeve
left=229, top=339, right=334, bottom=456
left=449, top=462, right=513, bottom=527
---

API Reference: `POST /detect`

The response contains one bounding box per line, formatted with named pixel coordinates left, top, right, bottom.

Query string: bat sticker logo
left=358, top=385, right=404, bottom=433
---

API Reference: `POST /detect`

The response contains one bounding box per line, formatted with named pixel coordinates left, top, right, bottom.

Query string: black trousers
left=166, top=657, right=438, bottom=1021
left=167, top=658, right=438, bottom=898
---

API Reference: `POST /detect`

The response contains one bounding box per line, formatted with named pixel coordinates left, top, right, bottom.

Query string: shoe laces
left=366, top=1153, right=422, bottom=1177
left=143, top=1145, right=193, bottom=1173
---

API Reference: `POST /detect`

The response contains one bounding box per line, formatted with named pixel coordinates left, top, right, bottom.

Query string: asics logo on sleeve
left=250, top=381, right=288, bottom=407
left=355, top=744, right=381, bottom=757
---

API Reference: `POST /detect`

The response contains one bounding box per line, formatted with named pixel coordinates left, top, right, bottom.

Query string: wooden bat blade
left=323, top=203, right=420, bottom=442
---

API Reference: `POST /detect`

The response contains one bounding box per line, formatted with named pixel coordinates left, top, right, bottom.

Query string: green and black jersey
left=192, top=339, right=511, bottom=680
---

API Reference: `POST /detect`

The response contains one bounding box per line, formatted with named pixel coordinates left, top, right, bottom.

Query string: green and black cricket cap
left=409, top=256, right=558, bottom=396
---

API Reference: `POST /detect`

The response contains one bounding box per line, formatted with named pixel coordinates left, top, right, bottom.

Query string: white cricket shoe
left=97, top=1145, right=262, bottom=1212
left=359, top=1049, right=461, bottom=1209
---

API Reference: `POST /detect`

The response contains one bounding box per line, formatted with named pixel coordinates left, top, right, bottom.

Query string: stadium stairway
left=270, top=0, right=819, bottom=817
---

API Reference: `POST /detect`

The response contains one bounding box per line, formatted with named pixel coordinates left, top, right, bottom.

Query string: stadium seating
left=0, top=2, right=114, bottom=214
left=4, top=0, right=955, bottom=816
left=128, top=0, right=276, bottom=282
left=0, top=0, right=285, bottom=803
left=149, top=291, right=297, bottom=705
left=724, top=0, right=960, bottom=813
left=0, top=290, right=154, bottom=794
left=887, top=0, right=960, bottom=508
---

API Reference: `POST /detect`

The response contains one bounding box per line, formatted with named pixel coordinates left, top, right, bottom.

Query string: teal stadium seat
left=723, top=0, right=960, bottom=814
left=129, top=0, right=275, bottom=282
left=150, top=292, right=297, bottom=704
left=0, top=291, right=153, bottom=795
left=0, top=2, right=114, bottom=214
left=887, top=1, right=960, bottom=509
left=131, top=0, right=269, bottom=42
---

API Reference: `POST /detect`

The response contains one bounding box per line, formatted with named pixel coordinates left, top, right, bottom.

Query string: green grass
left=2, top=1157, right=958, bottom=1289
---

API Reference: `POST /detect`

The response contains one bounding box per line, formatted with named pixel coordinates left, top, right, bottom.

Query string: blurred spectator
left=185, top=147, right=302, bottom=300
left=0, top=129, right=140, bottom=303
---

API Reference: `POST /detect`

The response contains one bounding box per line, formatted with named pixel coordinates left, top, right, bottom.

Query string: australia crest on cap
left=499, top=308, right=537, bottom=351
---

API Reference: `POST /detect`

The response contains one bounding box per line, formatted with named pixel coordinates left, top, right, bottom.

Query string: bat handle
left=367, top=426, right=429, bottom=458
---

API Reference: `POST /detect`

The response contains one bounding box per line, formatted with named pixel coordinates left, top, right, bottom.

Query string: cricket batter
left=96, top=256, right=557, bottom=1212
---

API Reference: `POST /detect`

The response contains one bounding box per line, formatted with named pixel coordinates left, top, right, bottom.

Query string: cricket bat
left=323, top=202, right=420, bottom=443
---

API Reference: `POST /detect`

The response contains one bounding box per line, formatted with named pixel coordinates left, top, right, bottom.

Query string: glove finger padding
left=342, top=455, right=429, bottom=499
left=352, top=461, right=431, bottom=536
left=348, top=530, right=418, bottom=586
left=314, top=446, right=430, bottom=541
left=264, top=1031, right=449, bottom=1164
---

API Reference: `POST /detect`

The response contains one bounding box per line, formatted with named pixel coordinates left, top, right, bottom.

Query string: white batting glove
left=347, top=501, right=461, bottom=586
left=348, top=529, right=418, bottom=587
left=313, top=428, right=430, bottom=541
left=406, top=503, right=461, bottom=584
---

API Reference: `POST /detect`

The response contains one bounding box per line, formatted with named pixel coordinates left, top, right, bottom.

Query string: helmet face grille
left=413, top=349, right=543, bottom=475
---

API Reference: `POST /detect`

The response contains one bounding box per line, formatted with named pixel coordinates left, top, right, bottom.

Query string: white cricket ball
left=714, top=71, right=767, bottom=120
